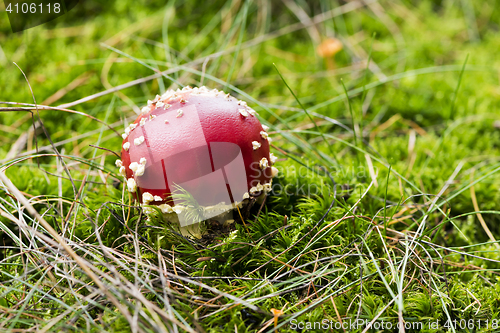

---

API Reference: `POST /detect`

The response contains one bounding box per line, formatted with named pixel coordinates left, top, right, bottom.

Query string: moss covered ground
left=1, top=0, right=500, bottom=332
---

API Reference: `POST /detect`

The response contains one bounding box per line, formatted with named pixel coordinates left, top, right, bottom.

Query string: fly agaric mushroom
left=116, top=86, right=278, bottom=237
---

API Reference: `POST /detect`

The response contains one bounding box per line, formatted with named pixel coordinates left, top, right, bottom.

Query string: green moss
left=2, top=0, right=500, bottom=331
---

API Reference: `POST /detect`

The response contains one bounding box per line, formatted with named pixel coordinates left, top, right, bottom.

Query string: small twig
left=88, top=144, right=121, bottom=159
left=470, top=169, right=500, bottom=250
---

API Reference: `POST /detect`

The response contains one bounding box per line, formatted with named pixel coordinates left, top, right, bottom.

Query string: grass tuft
left=2, top=0, right=500, bottom=332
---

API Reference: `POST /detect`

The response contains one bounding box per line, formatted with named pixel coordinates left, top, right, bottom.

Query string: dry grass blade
left=470, top=169, right=500, bottom=250
left=0, top=171, right=195, bottom=332
left=2, top=1, right=499, bottom=331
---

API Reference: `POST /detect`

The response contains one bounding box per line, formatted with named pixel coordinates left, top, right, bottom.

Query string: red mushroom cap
left=117, top=86, right=278, bottom=225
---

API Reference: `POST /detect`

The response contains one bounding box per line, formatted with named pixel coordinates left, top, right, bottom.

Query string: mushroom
left=316, top=37, right=343, bottom=70
left=316, top=37, right=343, bottom=58
left=117, top=86, right=278, bottom=237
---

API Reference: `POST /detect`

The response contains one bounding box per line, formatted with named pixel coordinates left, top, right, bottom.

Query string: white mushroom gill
left=252, top=141, right=261, bottom=150
left=129, top=162, right=139, bottom=173
left=239, top=109, right=249, bottom=117
left=142, top=192, right=154, bottom=204
left=127, top=178, right=137, bottom=192
left=158, top=203, right=173, bottom=213
left=249, top=182, right=264, bottom=195
left=259, top=157, right=269, bottom=169
left=270, top=153, right=278, bottom=164
left=271, top=166, right=279, bottom=178
left=134, top=136, right=145, bottom=146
